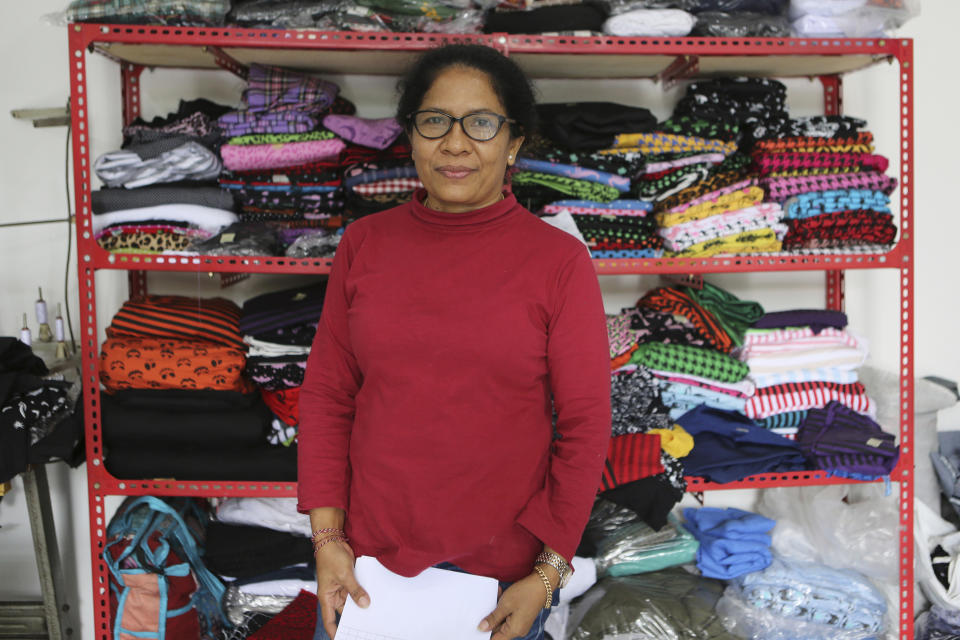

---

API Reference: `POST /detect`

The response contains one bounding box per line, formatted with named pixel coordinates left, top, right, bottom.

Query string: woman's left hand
left=477, top=573, right=549, bottom=640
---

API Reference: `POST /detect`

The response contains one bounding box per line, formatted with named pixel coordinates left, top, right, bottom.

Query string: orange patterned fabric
left=100, top=337, right=251, bottom=393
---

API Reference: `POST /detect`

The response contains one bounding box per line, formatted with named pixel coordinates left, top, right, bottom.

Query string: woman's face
left=410, top=65, right=524, bottom=214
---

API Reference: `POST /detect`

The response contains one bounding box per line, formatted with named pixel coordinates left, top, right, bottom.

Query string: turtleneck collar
left=409, top=188, right=519, bottom=228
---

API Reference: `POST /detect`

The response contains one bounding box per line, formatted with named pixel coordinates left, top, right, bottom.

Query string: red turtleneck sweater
left=297, top=190, right=611, bottom=582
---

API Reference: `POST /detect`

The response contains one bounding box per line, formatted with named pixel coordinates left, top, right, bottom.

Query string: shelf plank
left=84, top=244, right=907, bottom=275
left=74, top=24, right=900, bottom=80
left=85, top=467, right=904, bottom=498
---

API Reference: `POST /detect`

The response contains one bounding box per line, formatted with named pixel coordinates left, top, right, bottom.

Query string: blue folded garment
left=676, top=405, right=807, bottom=483
left=683, top=507, right=775, bottom=580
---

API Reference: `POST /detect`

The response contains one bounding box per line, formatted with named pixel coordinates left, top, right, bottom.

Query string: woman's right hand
left=315, top=540, right=371, bottom=639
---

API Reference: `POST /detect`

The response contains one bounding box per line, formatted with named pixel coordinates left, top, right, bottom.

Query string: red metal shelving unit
left=67, top=23, right=915, bottom=638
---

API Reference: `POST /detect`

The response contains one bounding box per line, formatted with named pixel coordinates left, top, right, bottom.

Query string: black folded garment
left=101, top=389, right=271, bottom=449
left=484, top=2, right=608, bottom=35
left=203, top=521, right=313, bottom=579
left=241, top=282, right=327, bottom=339
left=691, top=11, right=790, bottom=37
left=92, top=184, right=235, bottom=215
left=536, top=102, right=657, bottom=152
left=105, top=444, right=298, bottom=480
left=678, top=0, right=788, bottom=13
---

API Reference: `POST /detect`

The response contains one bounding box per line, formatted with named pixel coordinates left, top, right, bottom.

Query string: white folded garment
left=90, top=203, right=238, bottom=236
left=217, top=497, right=312, bottom=537
left=603, top=9, right=695, bottom=37
left=789, top=0, right=866, bottom=19
left=94, top=141, right=222, bottom=188
left=791, top=11, right=888, bottom=37
left=540, top=209, right=590, bottom=251
left=244, top=335, right=312, bottom=358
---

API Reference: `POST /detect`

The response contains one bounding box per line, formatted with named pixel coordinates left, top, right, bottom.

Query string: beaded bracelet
left=313, top=535, right=349, bottom=555
left=312, top=527, right=345, bottom=544
left=532, top=565, right=553, bottom=610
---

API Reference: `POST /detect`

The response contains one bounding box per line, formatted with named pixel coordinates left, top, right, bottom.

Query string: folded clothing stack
left=98, top=296, right=298, bottom=481
left=216, top=64, right=349, bottom=238
left=796, top=400, right=899, bottom=479
left=543, top=199, right=661, bottom=259
left=92, top=99, right=236, bottom=253
left=341, top=145, right=420, bottom=222
left=753, top=116, right=898, bottom=254
left=214, top=497, right=317, bottom=633
left=741, top=309, right=872, bottom=440
left=241, top=283, right=327, bottom=447
left=515, top=104, right=653, bottom=214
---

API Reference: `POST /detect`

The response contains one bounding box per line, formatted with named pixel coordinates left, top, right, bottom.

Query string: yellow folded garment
left=648, top=424, right=695, bottom=458
left=666, top=228, right=782, bottom=258
left=597, top=132, right=738, bottom=156
left=656, top=186, right=765, bottom=227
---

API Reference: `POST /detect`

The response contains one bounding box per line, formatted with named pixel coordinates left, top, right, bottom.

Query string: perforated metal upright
left=66, top=24, right=915, bottom=638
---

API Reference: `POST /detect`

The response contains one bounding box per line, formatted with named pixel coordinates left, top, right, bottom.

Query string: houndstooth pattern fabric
left=783, top=189, right=891, bottom=219
left=761, top=171, right=897, bottom=202
left=631, top=342, right=750, bottom=383
left=659, top=203, right=784, bottom=253
left=753, top=152, right=889, bottom=176
left=658, top=185, right=765, bottom=227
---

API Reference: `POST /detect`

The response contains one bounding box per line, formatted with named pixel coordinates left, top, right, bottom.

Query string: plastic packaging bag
left=691, top=11, right=791, bottom=36
left=915, top=499, right=960, bottom=612
left=566, top=568, right=736, bottom=640
left=594, top=513, right=698, bottom=577
left=716, top=556, right=886, bottom=640
left=916, top=605, right=960, bottom=640
left=229, top=0, right=346, bottom=28
left=757, top=484, right=897, bottom=585
left=65, top=0, right=230, bottom=26
left=790, top=0, right=920, bottom=37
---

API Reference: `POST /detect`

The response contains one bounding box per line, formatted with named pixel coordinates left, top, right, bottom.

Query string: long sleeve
left=297, top=229, right=363, bottom=512
left=516, top=250, right=612, bottom=562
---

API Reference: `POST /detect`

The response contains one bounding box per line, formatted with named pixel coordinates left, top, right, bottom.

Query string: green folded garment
left=511, top=171, right=621, bottom=203
left=629, top=342, right=750, bottom=383
left=681, top=282, right=764, bottom=348
left=227, top=130, right=337, bottom=146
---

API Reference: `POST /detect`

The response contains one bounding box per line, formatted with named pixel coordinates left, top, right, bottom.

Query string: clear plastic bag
left=64, top=0, right=231, bottom=25
left=717, top=556, right=886, bottom=640
left=916, top=605, right=960, bottom=640
left=229, top=0, right=346, bottom=28
left=757, top=484, right=897, bottom=585
left=594, top=514, right=698, bottom=577
left=790, top=0, right=920, bottom=37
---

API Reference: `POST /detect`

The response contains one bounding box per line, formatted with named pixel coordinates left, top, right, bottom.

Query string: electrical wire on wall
left=63, top=109, right=77, bottom=352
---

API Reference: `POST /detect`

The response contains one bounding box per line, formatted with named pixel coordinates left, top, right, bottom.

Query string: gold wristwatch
left=534, top=551, right=573, bottom=589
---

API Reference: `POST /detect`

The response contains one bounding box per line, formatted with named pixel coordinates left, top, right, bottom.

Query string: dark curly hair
left=396, top=44, right=537, bottom=140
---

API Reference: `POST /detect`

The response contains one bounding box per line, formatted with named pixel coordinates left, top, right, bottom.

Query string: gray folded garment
left=92, top=184, right=235, bottom=214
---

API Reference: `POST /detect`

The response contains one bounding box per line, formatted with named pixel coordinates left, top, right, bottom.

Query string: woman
left=298, top=44, right=611, bottom=640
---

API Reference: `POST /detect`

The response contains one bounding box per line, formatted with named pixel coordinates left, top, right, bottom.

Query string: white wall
left=0, top=3, right=956, bottom=638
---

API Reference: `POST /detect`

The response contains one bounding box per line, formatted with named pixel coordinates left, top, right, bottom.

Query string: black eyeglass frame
left=407, top=109, right=517, bottom=142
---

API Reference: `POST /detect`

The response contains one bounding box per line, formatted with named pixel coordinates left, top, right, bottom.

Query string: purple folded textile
left=796, top=401, right=899, bottom=477
left=322, top=115, right=403, bottom=150
left=751, top=309, right=847, bottom=334
left=244, top=63, right=338, bottom=114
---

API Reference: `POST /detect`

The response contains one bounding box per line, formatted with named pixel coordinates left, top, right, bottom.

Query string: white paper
left=337, top=556, right=497, bottom=640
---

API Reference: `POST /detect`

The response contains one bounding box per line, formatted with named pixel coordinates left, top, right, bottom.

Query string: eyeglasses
left=408, top=110, right=516, bottom=142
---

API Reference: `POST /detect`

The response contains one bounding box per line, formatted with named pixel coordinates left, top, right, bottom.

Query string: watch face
left=559, top=567, right=573, bottom=589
